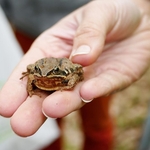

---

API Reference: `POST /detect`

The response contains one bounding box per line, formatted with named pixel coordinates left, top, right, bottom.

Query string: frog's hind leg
left=67, top=74, right=80, bottom=88
left=29, top=89, right=42, bottom=97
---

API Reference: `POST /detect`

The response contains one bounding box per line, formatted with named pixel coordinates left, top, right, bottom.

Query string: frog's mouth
left=34, top=76, right=69, bottom=91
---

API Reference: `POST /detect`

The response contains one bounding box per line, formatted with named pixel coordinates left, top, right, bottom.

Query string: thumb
left=70, top=0, right=140, bottom=66
left=70, top=1, right=116, bottom=66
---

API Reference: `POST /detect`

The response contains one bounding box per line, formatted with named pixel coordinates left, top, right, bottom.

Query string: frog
left=20, top=57, right=84, bottom=97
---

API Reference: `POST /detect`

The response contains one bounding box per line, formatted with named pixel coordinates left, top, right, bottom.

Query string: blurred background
left=0, top=1, right=150, bottom=149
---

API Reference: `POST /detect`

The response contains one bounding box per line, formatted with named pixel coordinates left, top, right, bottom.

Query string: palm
left=0, top=0, right=150, bottom=137
left=37, top=17, right=150, bottom=99
left=82, top=33, right=150, bottom=97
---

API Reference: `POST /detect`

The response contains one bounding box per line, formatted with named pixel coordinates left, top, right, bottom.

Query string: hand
left=0, top=0, right=150, bottom=136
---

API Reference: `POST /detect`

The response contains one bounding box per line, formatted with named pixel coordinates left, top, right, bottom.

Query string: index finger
left=0, top=48, right=47, bottom=117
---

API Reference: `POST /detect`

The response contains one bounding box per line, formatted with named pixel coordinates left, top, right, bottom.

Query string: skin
left=21, top=57, right=84, bottom=96
left=0, top=0, right=150, bottom=137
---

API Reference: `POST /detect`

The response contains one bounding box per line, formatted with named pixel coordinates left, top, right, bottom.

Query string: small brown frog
left=20, top=57, right=84, bottom=97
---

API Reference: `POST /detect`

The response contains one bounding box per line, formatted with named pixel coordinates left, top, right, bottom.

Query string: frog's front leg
left=62, top=74, right=80, bottom=90
left=27, top=74, right=35, bottom=97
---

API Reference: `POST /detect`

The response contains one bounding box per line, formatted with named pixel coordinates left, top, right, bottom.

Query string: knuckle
left=76, top=24, right=100, bottom=39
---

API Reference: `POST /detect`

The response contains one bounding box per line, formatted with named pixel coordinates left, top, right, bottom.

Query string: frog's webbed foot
left=20, top=72, right=29, bottom=80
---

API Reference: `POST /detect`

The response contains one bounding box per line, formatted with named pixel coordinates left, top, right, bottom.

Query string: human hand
left=0, top=0, right=150, bottom=136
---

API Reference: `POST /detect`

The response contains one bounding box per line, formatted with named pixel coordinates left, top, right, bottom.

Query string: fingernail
left=81, top=97, right=93, bottom=103
left=72, top=45, right=91, bottom=57
left=42, top=109, right=57, bottom=119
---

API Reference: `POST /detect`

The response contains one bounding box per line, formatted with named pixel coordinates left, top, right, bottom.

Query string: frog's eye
left=53, top=67, right=59, bottom=74
left=54, top=66, right=59, bottom=71
left=46, top=71, right=52, bottom=76
left=64, top=69, right=69, bottom=75
left=46, top=67, right=59, bottom=76
left=35, top=66, right=42, bottom=75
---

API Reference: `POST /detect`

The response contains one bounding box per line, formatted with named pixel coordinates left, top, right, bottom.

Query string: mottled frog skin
left=20, top=57, right=84, bottom=96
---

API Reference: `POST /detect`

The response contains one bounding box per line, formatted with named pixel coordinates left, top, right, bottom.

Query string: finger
left=42, top=83, right=85, bottom=118
left=0, top=49, right=46, bottom=117
left=80, top=70, right=133, bottom=100
left=0, top=79, right=27, bottom=117
left=70, top=1, right=114, bottom=66
left=70, top=0, right=140, bottom=66
left=10, top=95, right=46, bottom=137
left=0, top=29, right=74, bottom=117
